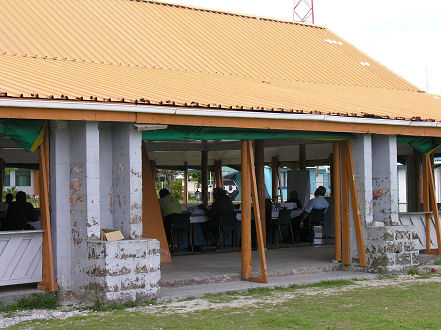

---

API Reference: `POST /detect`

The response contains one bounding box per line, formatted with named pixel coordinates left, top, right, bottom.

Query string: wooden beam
left=422, top=153, right=431, bottom=253
left=38, top=124, right=57, bottom=292
left=246, top=140, right=268, bottom=283
left=299, top=144, right=306, bottom=170
left=271, top=156, right=279, bottom=203
left=3, top=105, right=441, bottom=136
left=426, top=156, right=441, bottom=254
left=201, top=150, right=208, bottom=206
left=183, top=162, right=188, bottom=204
left=341, top=141, right=350, bottom=266
left=333, top=142, right=342, bottom=262
left=343, top=141, right=367, bottom=267
left=142, top=142, right=171, bottom=263
left=255, top=140, right=266, bottom=247
left=241, top=140, right=252, bottom=280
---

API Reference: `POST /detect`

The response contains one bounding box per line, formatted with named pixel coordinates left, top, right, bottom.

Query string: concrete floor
left=160, top=244, right=341, bottom=287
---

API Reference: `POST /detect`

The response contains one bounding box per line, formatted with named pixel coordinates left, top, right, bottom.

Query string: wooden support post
left=341, top=142, right=350, bottom=266
left=183, top=162, right=188, bottom=204
left=247, top=140, right=268, bottom=283
left=343, top=141, right=367, bottom=267
left=38, top=124, right=57, bottom=292
left=241, top=140, right=252, bottom=280
left=255, top=140, right=266, bottom=247
left=422, top=154, right=431, bottom=253
left=271, top=156, right=279, bottom=203
left=299, top=144, right=306, bottom=170
left=142, top=142, right=171, bottom=263
left=201, top=150, right=208, bottom=206
left=426, top=156, right=441, bottom=254
left=333, top=142, right=342, bottom=262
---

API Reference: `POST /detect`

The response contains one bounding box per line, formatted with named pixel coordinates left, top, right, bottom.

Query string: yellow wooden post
left=333, top=142, right=342, bottom=262
left=142, top=143, right=171, bottom=263
left=255, top=140, right=266, bottom=247
left=422, top=154, right=431, bottom=253
left=201, top=150, right=208, bottom=206
left=426, top=156, right=441, bottom=254
left=344, top=141, right=367, bottom=267
left=247, top=140, right=268, bottom=283
left=38, top=124, right=57, bottom=292
left=241, top=140, right=252, bottom=279
left=342, top=142, right=350, bottom=266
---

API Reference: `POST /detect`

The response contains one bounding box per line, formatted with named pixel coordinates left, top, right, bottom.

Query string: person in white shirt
left=291, top=186, right=329, bottom=242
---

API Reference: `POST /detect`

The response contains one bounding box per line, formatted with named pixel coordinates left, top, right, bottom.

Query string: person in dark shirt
left=287, top=190, right=302, bottom=209
left=202, top=188, right=234, bottom=248
left=4, top=191, right=37, bottom=230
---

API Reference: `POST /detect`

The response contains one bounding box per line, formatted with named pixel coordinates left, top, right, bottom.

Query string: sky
left=166, top=0, right=441, bottom=95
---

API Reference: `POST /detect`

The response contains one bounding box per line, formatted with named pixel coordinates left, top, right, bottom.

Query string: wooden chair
left=218, top=211, right=238, bottom=249
left=308, top=208, right=326, bottom=244
left=170, top=212, right=193, bottom=253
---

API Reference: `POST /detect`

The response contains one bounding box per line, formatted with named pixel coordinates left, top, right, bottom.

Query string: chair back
left=219, top=211, right=237, bottom=227
left=170, top=212, right=191, bottom=231
left=278, top=208, right=291, bottom=225
left=309, top=208, right=325, bottom=226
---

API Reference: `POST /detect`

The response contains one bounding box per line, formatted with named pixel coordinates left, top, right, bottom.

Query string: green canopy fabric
left=142, top=125, right=351, bottom=141
left=397, top=136, right=441, bottom=155
left=0, top=119, right=45, bottom=152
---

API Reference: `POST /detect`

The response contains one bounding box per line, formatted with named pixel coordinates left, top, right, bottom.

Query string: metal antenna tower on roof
left=293, top=0, right=314, bottom=24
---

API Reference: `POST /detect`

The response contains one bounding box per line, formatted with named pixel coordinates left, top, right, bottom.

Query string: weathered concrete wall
left=50, top=120, right=159, bottom=302
left=50, top=121, right=72, bottom=289
left=372, top=135, right=399, bottom=225
left=86, top=239, right=160, bottom=302
left=366, top=225, right=419, bottom=273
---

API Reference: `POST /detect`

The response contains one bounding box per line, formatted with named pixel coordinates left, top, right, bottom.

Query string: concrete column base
left=366, top=224, right=419, bottom=273
left=86, top=239, right=160, bottom=302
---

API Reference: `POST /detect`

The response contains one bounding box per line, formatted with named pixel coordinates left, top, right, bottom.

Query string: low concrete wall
left=85, top=239, right=160, bottom=302
left=366, top=224, right=419, bottom=273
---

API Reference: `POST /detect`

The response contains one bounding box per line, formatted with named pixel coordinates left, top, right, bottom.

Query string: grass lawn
left=6, top=276, right=441, bottom=329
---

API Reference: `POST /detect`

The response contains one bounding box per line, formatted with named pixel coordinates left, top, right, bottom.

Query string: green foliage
left=1, top=294, right=58, bottom=311
left=3, top=186, right=18, bottom=199
left=171, top=178, right=183, bottom=199
left=434, top=260, right=441, bottom=265
left=408, top=269, right=419, bottom=276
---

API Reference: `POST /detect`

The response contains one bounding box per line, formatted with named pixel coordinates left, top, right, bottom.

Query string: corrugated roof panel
left=1, top=0, right=439, bottom=121
left=1, top=54, right=440, bottom=121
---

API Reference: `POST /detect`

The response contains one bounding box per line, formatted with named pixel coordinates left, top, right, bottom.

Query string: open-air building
left=1, top=0, right=441, bottom=302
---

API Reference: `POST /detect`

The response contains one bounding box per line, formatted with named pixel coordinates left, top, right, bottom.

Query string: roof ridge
left=0, top=52, right=419, bottom=93
left=136, top=0, right=326, bottom=29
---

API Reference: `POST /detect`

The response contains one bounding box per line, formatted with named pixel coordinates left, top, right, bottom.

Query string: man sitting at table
left=4, top=191, right=37, bottom=230
left=202, top=187, right=234, bottom=249
left=291, top=186, right=328, bottom=242
left=158, top=188, right=182, bottom=244
left=286, top=190, right=302, bottom=209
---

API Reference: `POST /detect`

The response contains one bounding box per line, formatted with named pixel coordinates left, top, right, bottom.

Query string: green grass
left=434, top=260, right=441, bottom=266
left=1, top=294, right=58, bottom=311
left=9, top=278, right=441, bottom=329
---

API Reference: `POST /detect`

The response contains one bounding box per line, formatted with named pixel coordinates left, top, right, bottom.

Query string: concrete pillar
left=112, top=123, right=143, bottom=239
left=349, top=134, right=373, bottom=262
left=372, top=135, right=399, bottom=225
left=49, top=120, right=72, bottom=289
left=99, top=123, right=114, bottom=229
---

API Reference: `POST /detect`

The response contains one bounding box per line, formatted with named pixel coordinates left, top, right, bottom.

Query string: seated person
left=158, top=188, right=182, bottom=244
left=4, top=191, right=37, bottom=230
left=202, top=187, right=234, bottom=248
left=291, top=186, right=329, bottom=242
left=0, top=193, right=13, bottom=230
left=286, top=190, right=302, bottom=209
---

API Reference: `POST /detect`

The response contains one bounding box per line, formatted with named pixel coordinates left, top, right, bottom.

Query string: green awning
left=397, top=136, right=441, bottom=155
left=142, top=125, right=352, bottom=141
left=0, top=119, right=46, bottom=152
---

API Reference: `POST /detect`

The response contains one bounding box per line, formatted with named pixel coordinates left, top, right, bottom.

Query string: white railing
left=0, top=230, right=43, bottom=286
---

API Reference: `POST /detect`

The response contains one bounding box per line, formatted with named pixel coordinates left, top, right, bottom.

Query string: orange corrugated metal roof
left=0, top=0, right=440, bottom=121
